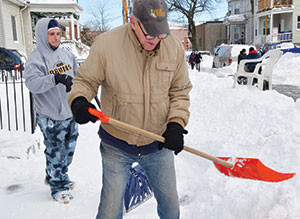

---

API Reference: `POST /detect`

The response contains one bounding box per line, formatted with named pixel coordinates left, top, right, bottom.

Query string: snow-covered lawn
left=1, top=53, right=300, bottom=218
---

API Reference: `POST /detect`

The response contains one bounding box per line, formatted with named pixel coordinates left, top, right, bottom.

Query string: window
left=234, top=2, right=240, bottom=14
left=228, top=4, right=232, bottom=16
left=255, top=21, right=258, bottom=36
left=11, top=16, right=18, bottom=41
left=263, top=27, right=270, bottom=35
left=234, top=27, right=240, bottom=39
left=297, top=16, right=300, bottom=29
left=0, top=51, right=13, bottom=63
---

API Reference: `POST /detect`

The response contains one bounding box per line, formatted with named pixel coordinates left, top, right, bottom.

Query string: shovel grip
left=89, top=108, right=234, bottom=168
left=109, top=117, right=233, bottom=168
left=88, top=108, right=110, bottom=123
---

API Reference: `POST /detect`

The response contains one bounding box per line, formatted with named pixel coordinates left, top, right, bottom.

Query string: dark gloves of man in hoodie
left=158, top=122, right=188, bottom=155
left=71, top=96, right=98, bottom=124
left=54, top=74, right=73, bottom=92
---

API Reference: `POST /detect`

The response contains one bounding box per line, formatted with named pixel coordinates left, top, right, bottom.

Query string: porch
left=256, top=10, right=293, bottom=45
left=31, top=12, right=81, bottom=41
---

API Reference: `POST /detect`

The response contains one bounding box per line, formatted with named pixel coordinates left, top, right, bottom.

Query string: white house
left=253, top=0, right=300, bottom=46
left=224, top=0, right=254, bottom=45
left=0, top=0, right=89, bottom=59
left=0, top=0, right=28, bottom=54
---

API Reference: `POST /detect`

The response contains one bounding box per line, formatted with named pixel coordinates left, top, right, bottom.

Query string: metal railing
left=278, top=32, right=292, bottom=42
left=0, top=67, right=36, bottom=134
left=259, top=31, right=292, bottom=44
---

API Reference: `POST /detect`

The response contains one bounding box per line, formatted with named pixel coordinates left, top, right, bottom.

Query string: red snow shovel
left=88, top=108, right=295, bottom=183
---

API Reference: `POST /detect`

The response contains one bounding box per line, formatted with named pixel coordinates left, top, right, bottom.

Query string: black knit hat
left=48, top=19, right=60, bottom=31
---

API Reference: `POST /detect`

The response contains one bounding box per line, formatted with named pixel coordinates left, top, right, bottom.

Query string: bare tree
left=165, top=0, right=221, bottom=50
left=81, top=1, right=121, bottom=45
left=85, top=2, right=111, bottom=31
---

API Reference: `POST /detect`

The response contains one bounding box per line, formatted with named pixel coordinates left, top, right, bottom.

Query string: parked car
left=212, top=44, right=255, bottom=68
left=0, top=47, right=26, bottom=71
left=198, top=51, right=211, bottom=56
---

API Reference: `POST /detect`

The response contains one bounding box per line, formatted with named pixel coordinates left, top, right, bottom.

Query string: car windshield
left=215, top=46, right=231, bottom=56
left=10, top=50, right=26, bottom=64
left=10, top=50, right=21, bottom=59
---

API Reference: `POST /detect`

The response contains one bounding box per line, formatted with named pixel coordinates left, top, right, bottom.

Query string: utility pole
left=122, top=0, right=129, bottom=24
left=122, top=0, right=132, bottom=24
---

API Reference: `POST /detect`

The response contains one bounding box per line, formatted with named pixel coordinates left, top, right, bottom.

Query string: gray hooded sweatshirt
left=24, top=18, right=77, bottom=120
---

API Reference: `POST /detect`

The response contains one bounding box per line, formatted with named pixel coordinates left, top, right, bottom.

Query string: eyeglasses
left=138, top=22, right=168, bottom=40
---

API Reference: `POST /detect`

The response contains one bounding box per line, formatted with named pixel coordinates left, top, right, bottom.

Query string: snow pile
left=226, top=14, right=247, bottom=22
left=0, top=132, right=41, bottom=160
left=272, top=53, right=300, bottom=85
left=177, top=69, right=300, bottom=219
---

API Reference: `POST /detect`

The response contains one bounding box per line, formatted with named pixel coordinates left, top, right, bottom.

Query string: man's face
left=131, top=17, right=166, bottom=51
left=137, top=22, right=161, bottom=51
left=48, top=29, right=60, bottom=49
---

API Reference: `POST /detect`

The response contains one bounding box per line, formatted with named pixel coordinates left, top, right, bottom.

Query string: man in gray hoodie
left=24, top=18, right=78, bottom=204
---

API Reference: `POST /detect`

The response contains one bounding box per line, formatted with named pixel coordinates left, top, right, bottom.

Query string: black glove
left=71, top=96, right=98, bottom=124
left=55, top=74, right=73, bottom=92
left=158, top=122, right=188, bottom=155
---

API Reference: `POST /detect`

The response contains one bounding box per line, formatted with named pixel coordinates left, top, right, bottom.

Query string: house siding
left=22, top=9, right=33, bottom=55
left=2, top=0, right=25, bottom=52
left=293, top=0, right=300, bottom=44
left=0, top=0, right=4, bottom=47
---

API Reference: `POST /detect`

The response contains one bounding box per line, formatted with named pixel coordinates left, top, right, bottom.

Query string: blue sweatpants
left=36, top=113, right=78, bottom=198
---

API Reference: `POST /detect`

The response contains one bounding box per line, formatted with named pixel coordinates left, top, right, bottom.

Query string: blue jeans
left=96, top=142, right=180, bottom=219
left=36, top=113, right=78, bottom=198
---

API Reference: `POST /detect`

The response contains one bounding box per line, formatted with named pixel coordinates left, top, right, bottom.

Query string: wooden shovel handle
left=108, top=117, right=234, bottom=168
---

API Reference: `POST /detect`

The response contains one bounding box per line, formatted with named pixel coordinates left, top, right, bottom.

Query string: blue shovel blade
left=124, top=164, right=153, bottom=212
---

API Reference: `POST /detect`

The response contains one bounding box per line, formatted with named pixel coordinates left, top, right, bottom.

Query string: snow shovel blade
left=213, top=157, right=295, bottom=182
left=124, top=164, right=153, bottom=212
left=89, top=105, right=153, bottom=212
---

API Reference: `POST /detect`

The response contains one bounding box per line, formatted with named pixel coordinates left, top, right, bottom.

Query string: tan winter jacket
left=68, top=24, right=192, bottom=146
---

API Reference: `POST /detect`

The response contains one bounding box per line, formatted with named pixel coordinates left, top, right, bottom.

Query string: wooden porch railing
left=258, top=0, right=271, bottom=12
left=258, top=0, right=292, bottom=12
left=273, top=0, right=292, bottom=7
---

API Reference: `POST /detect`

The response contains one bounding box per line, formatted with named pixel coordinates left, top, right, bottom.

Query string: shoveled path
left=273, top=84, right=300, bottom=101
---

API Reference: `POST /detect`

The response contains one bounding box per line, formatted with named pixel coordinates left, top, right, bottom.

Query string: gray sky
left=78, top=0, right=228, bottom=29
